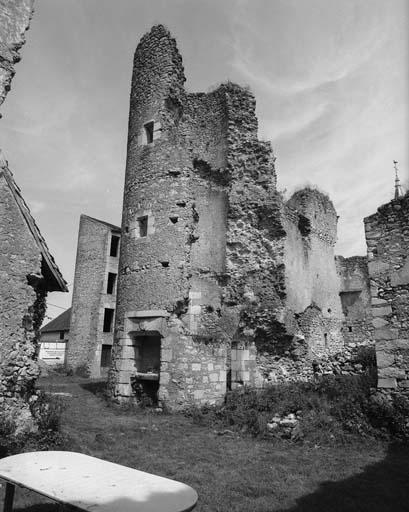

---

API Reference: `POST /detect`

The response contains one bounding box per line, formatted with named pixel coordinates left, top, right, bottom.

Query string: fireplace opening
left=130, top=332, right=161, bottom=404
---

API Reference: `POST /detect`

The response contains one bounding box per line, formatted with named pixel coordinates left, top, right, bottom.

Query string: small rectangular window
left=59, top=331, right=65, bottom=340
left=101, top=345, right=112, bottom=368
left=110, top=235, right=120, bottom=257
left=103, top=308, right=115, bottom=333
left=138, top=216, right=148, bottom=237
left=144, top=121, right=154, bottom=144
left=107, top=272, right=117, bottom=294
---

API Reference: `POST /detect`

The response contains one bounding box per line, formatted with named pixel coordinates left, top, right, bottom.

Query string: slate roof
left=0, top=157, right=68, bottom=292
left=41, top=307, right=71, bottom=333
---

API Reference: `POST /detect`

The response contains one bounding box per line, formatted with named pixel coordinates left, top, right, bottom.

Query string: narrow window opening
left=101, top=345, right=112, bottom=368
left=137, top=216, right=148, bottom=237
left=324, top=333, right=328, bottom=348
left=103, top=308, right=115, bottom=333
left=107, top=272, right=117, bottom=294
left=348, top=326, right=353, bottom=332
left=59, top=331, right=65, bottom=340
left=144, top=121, right=154, bottom=144
left=110, top=235, right=120, bottom=257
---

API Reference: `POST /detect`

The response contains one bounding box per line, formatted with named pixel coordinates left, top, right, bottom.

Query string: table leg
left=3, top=483, right=15, bottom=512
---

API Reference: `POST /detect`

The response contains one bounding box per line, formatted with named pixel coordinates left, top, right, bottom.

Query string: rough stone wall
left=283, top=189, right=344, bottom=353
left=110, top=25, right=233, bottom=408
left=0, top=169, right=44, bottom=432
left=67, top=215, right=120, bottom=377
left=336, top=255, right=373, bottom=346
left=250, top=189, right=346, bottom=385
left=110, top=25, right=363, bottom=408
left=364, top=193, right=409, bottom=390
left=110, top=26, right=284, bottom=407
left=0, top=0, right=34, bottom=110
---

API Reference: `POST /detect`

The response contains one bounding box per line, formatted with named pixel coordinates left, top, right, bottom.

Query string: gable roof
left=82, top=214, right=121, bottom=233
left=0, top=158, right=68, bottom=292
left=41, top=307, right=71, bottom=333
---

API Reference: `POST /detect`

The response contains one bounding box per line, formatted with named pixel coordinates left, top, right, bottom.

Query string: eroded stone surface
left=108, top=25, right=370, bottom=409
left=364, top=193, right=409, bottom=389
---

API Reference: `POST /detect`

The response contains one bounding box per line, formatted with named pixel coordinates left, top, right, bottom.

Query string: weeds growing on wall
left=186, top=374, right=409, bottom=444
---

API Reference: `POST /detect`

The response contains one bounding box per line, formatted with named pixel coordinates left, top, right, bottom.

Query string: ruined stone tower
left=109, top=25, right=346, bottom=408
left=109, top=25, right=284, bottom=408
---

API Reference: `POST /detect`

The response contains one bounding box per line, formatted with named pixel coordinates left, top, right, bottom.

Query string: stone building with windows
left=108, top=25, right=357, bottom=409
left=67, top=215, right=120, bottom=377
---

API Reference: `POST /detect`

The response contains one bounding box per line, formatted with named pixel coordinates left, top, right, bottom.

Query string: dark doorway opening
left=130, top=332, right=161, bottom=405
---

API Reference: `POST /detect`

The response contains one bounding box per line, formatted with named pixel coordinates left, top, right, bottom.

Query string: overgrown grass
left=186, top=374, right=409, bottom=443
left=1, top=375, right=409, bottom=511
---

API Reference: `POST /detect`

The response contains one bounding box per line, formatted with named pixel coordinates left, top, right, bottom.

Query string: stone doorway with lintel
left=117, top=310, right=170, bottom=405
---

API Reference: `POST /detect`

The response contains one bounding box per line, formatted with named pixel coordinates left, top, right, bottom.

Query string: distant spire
left=393, top=160, right=404, bottom=199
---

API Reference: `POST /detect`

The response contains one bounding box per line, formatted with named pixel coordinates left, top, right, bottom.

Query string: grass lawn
left=2, top=376, right=409, bottom=512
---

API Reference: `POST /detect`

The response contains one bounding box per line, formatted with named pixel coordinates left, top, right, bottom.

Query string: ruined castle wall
left=111, top=25, right=365, bottom=407
left=68, top=215, right=119, bottom=377
left=282, top=190, right=344, bottom=355
left=0, top=0, right=34, bottom=110
left=364, top=193, right=409, bottom=389
left=111, top=26, right=233, bottom=408
left=336, top=255, right=373, bottom=346
left=0, top=171, right=42, bottom=432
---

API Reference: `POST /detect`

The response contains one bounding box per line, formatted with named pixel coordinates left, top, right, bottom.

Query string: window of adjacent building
left=59, top=331, right=65, bottom=340
left=101, top=344, right=112, bottom=368
left=110, top=235, right=120, bottom=257
left=137, top=216, right=148, bottom=237
left=103, top=308, right=115, bottom=333
left=107, top=273, right=117, bottom=295
left=144, top=121, right=154, bottom=144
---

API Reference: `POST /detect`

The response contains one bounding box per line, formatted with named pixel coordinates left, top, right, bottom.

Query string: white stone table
left=0, top=451, right=198, bottom=512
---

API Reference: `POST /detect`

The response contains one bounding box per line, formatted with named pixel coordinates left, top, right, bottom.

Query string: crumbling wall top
left=286, top=187, right=338, bottom=245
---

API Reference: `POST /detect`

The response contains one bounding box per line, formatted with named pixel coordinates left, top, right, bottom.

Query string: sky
left=1, top=0, right=408, bottom=321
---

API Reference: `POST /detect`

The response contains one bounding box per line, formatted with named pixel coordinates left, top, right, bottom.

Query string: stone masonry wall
left=0, top=169, right=44, bottom=432
left=111, top=25, right=233, bottom=408
left=364, top=193, right=409, bottom=390
left=110, top=26, right=286, bottom=407
left=110, top=25, right=366, bottom=408
left=336, top=255, right=373, bottom=347
left=0, top=0, right=34, bottom=111
left=250, top=189, right=346, bottom=385
left=68, top=215, right=120, bottom=377
left=283, top=189, right=344, bottom=354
